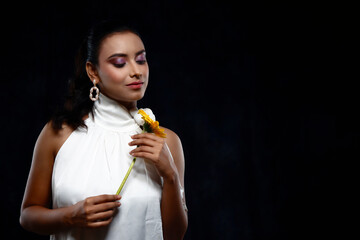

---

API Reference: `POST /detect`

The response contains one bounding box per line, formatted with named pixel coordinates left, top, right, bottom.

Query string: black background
left=0, top=1, right=357, bottom=239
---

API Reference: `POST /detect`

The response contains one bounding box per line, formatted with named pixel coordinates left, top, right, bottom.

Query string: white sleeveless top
left=51, top=93, right=164, bottom=240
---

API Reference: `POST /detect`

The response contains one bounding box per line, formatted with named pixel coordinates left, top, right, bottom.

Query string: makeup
left=126, top=81, right=144, bottom=89
left=135, top=52, right=146, bottom=63
left=109, top=57, right=126, bottom=68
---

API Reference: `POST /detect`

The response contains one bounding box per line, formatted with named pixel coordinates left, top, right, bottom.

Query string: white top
left=51, top=93, right=164, bottom=240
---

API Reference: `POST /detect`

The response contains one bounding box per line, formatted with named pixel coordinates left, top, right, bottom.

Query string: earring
left=89, top=79, right=99, bottom=101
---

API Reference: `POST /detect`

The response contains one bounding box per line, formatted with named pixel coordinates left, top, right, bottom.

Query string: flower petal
left=137, top=109, right=166, bottom=138
left=143, top=108, right=156, bottom=121
left=134, top=112, right=145, bottom=126
left=138, top=109, right=154, bottom=124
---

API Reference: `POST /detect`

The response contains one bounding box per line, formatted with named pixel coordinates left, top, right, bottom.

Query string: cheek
left=99, top=65, right=128, bottom=84
left=141, top=65, right=150, bottom=78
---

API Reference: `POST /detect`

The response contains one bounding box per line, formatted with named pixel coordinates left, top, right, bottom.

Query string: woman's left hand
left=129, top=133, right=178, bottom=180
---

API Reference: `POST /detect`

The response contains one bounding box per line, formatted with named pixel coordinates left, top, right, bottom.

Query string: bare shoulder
left=37, top=121, right=75, bottom=158
left=21, top=121, right=75, bottom=211
left=162, top=127, right=183, bottom=150
left=162, top=127, right=180, bottom=141
left=161, top=127, right=184, bottom=162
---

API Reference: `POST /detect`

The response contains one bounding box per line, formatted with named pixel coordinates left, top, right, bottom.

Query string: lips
left=126, top=81, right=144, bottom=89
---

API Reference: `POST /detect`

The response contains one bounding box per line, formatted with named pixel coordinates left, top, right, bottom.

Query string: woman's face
left=94, top=31, right=149, bottom=107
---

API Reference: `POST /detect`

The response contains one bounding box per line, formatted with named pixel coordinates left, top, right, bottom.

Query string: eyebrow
left=107, top=49, right=145, bottom=59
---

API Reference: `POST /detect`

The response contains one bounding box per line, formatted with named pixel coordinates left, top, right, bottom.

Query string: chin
left=106, top=88, right=146, bottom=101
left=133, top=93, right=145, bottom=101
left=124, top=91, right=146, bottom=102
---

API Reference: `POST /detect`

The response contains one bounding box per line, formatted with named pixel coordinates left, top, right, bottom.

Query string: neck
left=117, top=100, right=137, bottom=111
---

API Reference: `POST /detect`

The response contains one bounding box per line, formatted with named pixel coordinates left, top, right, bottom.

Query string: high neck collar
left=92, top=93, right=140, bottom=132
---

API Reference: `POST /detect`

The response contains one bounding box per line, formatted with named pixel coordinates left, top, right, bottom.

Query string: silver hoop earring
left=89, top=79, right=99, bottom=101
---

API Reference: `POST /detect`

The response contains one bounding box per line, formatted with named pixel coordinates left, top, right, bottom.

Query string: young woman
left=20, top=20, right=188, bottom=240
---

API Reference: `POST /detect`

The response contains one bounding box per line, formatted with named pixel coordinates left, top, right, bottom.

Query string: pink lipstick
left=126, top=81, right=144, bottom=89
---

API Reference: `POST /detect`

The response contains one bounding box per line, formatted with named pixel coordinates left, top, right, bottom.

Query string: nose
left=129, top=62, right=142, bottom=79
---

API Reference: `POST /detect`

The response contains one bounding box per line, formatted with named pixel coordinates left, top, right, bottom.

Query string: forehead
left=99, top=31, right=145, bottom=58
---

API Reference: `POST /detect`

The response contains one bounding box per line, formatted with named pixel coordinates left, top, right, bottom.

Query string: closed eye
left=109, top=58, right=126, bottom=68
left=135, top=52, right=147, bottom=64
left=136, top=60, right=146, bottom=65
left=114, top=63, right=126, bottom=68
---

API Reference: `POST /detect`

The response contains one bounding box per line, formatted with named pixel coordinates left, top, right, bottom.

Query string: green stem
left=116, top=157, right=136, bottom=195
left=116, top=129, right=146, bottom=195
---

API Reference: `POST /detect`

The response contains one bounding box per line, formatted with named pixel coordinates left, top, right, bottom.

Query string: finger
left=131, top=133, right=163, bottom=142
left=130, top=146, right=155, bottom=155
left=87, top=208, right=117, bottom=222
left=131, top=151, right=154, bottom=160
left=92, top=201, right=121, bottom=214
left=88, top=217, right=113, bottom=228
left=129, top=138, right=159, bottom=147
left=90, top=194, right=121, bottom=205
left=129, top=138, right=164, bottom=147
left=128, top=138, right=153, bottom=146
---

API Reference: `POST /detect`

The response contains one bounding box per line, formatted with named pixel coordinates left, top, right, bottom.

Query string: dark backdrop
left=0, top=1, right=356, bottom=239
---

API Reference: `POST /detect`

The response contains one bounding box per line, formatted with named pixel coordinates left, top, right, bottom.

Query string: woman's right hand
left=65, top=194, right=121, bottom=228
left=20, top=123, right=122, bottom=234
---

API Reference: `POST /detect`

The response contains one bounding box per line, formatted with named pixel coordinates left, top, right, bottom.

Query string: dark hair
left=51, top=20, right=140, bottom=131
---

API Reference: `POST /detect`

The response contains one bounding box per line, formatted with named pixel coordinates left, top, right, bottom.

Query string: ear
left=86, top=61, right=100, bottom=84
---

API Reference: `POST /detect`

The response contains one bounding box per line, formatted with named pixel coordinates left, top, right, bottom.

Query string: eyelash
left=136, top=59, right=147, bottom=64
left=114, top=63, right=126, bottom=68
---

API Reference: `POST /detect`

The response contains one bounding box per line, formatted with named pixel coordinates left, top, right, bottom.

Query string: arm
left=20, top=122, right=120, bottom=235
left=160, top=129, right=188, bottom=240
left=20, top=122, right=69, bottom=234
left=129, top=128, right=188, bottom=240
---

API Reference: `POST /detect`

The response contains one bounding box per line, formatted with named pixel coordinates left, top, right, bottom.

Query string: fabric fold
left=51, top=93, right=163, bottom=240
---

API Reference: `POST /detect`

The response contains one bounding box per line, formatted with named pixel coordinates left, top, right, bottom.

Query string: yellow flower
left=138, top=109, right=167, bottom=138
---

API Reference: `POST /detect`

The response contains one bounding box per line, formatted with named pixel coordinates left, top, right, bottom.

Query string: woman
left=20, top=20, right=188, bottom=240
